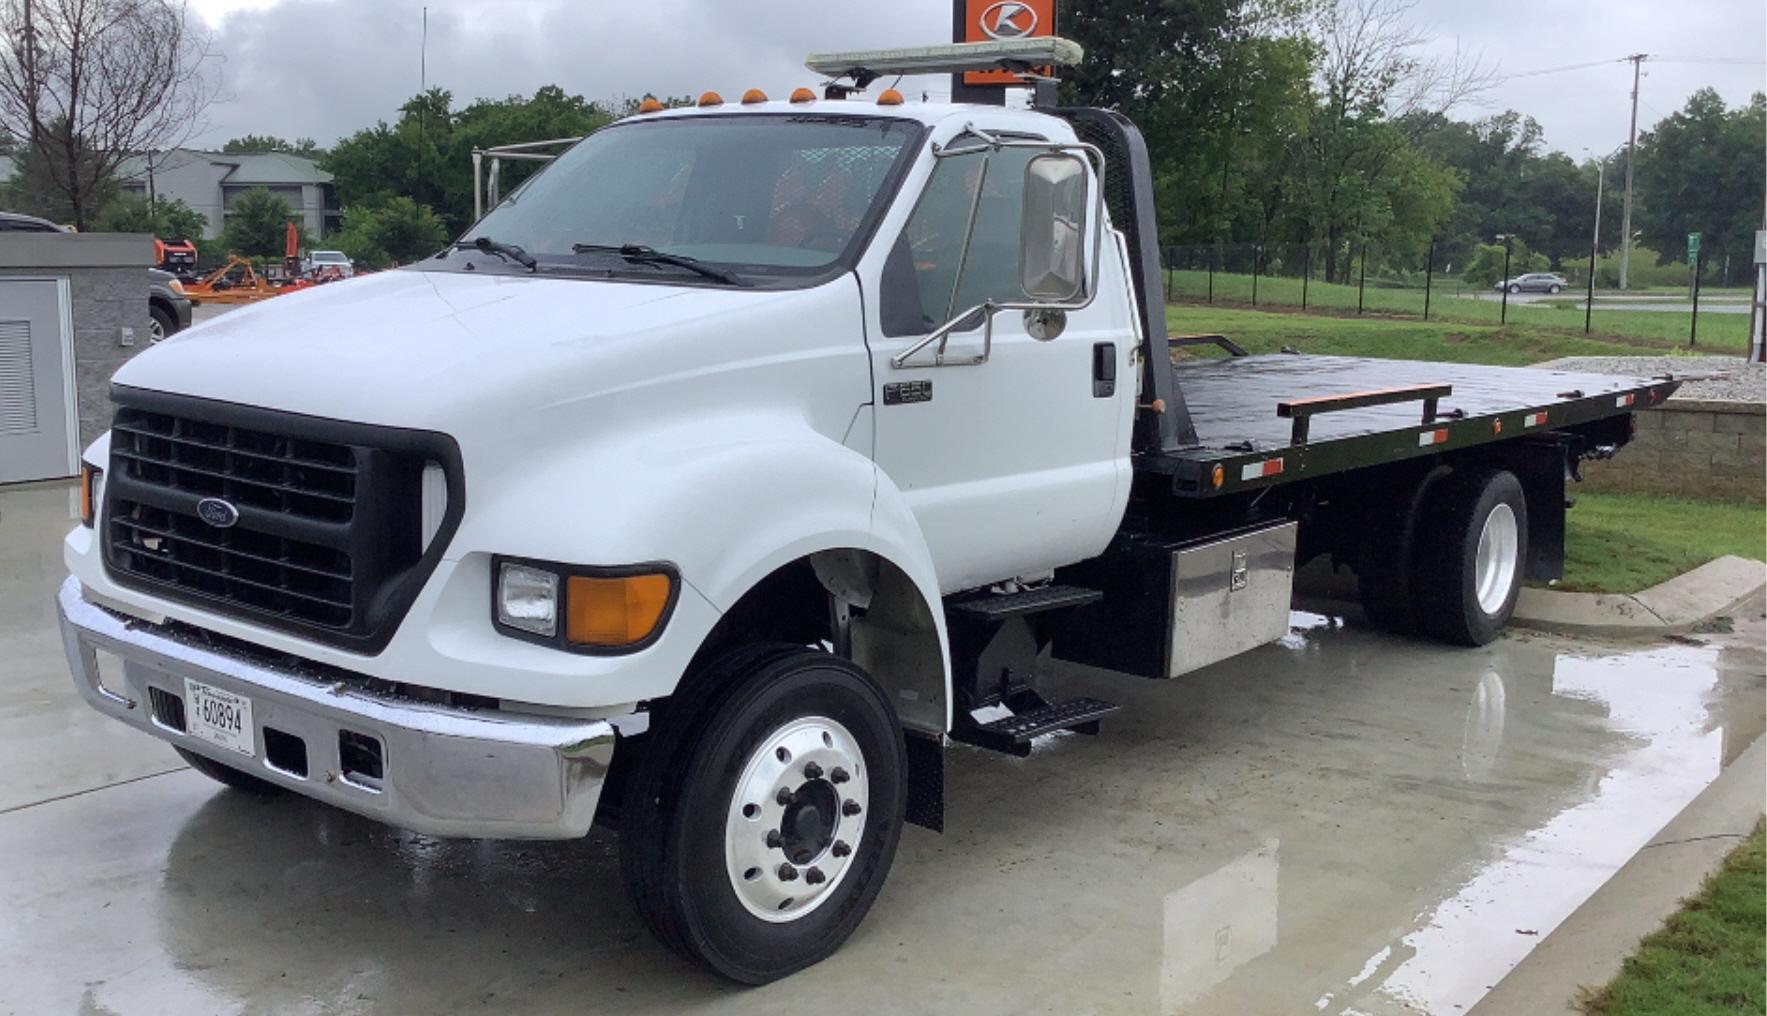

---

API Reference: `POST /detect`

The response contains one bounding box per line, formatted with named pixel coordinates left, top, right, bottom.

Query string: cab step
left=947, top=584, right=1102, bottom=622
left=952, top=696, right=1120, bottom=757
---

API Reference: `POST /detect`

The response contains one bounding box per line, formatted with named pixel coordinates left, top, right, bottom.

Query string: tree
left=95, top=192, right=206, bottom=240
left=1632, top=89, right=1767, bottom=282
left=0, top=0, right=216, bottom=229
left=1295, top=0, right=1491, bottom=280
left=1463, top=239, right=1548, bottom=287
left=222, top=134, right=324, bottom=158
left=331, top=196, right=448, bottom=268
left=326, top=85, right=616, bottom=233
left=220, top=187, right=306, bottom=258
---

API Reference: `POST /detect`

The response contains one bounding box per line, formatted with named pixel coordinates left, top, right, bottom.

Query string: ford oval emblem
left=196, top=497, right=240, bottom=528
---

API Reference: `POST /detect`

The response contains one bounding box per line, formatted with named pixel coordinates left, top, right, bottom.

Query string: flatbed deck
left=1139, top=353, right=1679, bottom=497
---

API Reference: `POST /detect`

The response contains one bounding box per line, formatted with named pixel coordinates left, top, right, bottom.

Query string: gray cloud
left=188, top=0, right=1766, bottom=157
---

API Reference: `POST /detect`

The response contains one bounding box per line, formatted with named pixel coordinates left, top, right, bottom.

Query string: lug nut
left=830, top=767, right=849, bottom=784
left=776, top=863, right=799, bottom=882
left=842, top=799, right=862, bottom=817
left=776, top=787, right=795, bottom=806
left=802, top=761, right=823, bottom=780
left=831, top=840, right=851, bottom=858
left=765, top=829, right=782, bottom=849
left=804, top=867, right=826, bottom=885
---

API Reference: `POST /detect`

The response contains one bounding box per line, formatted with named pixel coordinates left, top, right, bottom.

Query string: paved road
left=1464, top=291, right=1750, bottom=314
left=3, top=481, right=1761, bottom=1015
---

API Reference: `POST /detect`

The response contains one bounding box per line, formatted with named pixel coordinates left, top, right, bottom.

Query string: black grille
left=103, top=389, right=463, bottom=653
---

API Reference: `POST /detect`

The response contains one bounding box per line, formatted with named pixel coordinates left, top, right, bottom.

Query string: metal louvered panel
left=0, top=320, right=39, bottom=435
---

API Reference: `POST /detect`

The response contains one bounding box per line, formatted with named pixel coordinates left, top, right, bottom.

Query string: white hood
left=115, top=269, right=769, bottom=430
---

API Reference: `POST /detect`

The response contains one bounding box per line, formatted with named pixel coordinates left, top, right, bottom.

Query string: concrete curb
left=1512, top=555, right=1766, bottom=637
left=1468, top=735, right=1766, bottom=1016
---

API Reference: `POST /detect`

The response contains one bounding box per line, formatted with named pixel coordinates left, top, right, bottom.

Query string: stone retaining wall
left=1577, top=398, right=1765, bottom=502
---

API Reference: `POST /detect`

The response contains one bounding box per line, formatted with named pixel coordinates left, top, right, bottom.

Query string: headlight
left=493, top=557, right=678, bottom=652
left=496, top=561, right=559, bottom=637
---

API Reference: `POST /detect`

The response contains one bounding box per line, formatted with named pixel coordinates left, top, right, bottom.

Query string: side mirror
left=1019, top=153, right=1089, bottom=303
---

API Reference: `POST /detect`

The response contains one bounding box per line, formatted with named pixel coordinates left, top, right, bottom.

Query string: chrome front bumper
left=56, top=576, right=619, bottom=839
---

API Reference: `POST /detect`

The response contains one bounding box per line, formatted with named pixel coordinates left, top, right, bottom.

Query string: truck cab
left=56, top=39, right=1669, bottom=985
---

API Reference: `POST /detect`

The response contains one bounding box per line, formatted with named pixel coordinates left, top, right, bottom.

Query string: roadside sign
left=1687, top=231, right=1700, bottom=264
left=960, top=0, right=1055, bottom=85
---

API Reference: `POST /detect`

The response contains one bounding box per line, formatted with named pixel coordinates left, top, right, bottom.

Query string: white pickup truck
left=58, top=40, right=1673, bottom=983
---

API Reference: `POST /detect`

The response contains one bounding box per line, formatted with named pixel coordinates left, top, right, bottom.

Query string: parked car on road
left=1495, top=273, right=1568, bottom=294
left=147, top=268, right=193, bottom=341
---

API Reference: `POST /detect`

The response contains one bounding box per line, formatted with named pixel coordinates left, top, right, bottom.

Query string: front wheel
left=620, top=645, right=906, bottom=983
left=175, top=746, right=282, bottom=795
left=1507, top=283, right=1521, bottom=294
left=1415, top=469, right=1528, bottom=646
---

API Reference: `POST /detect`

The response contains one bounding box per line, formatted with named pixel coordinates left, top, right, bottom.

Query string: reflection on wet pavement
left=1, top=482, right=1761, bottom=1015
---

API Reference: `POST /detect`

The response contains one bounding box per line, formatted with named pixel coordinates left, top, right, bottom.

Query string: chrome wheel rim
left=724, top=715, right=868, bottom=923
left=1474, top=503, right=1519, bottom=615
left=148, top=317, right=165, bottom=342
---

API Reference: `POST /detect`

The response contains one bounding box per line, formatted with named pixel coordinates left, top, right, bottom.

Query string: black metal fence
left=1159, top=241, right=1742, bottom=348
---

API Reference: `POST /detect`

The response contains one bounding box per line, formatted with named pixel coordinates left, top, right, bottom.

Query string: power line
left=1492, top=56, right=1631, bottom=83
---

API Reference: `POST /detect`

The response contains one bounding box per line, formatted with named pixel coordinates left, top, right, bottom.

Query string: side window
left=881, top=138, right=1039, bottom=337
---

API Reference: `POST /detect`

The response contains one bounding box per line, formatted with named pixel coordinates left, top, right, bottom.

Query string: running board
left=952, top=696, right=1120, bottom=757
left=947, top=584, right=1103, bottom=622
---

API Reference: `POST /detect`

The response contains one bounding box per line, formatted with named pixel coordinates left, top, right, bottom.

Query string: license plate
left=184, top=679, right=255, bottom=757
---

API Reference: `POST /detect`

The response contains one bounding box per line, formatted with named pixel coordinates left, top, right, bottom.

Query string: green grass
left=1165, top=305, right=1681, bottom=367
left=1554, top=493, right=1766, bottom=594
left=1581, top=823, right=1765, bottom=1016
left=1164, top=269, right=1751, bottom=351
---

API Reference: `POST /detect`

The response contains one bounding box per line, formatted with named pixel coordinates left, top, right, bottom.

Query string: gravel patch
left=1533, top=355, right=1766, bottom=403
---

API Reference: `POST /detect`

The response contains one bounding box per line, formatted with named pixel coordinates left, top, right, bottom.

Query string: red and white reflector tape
left=1615, top=393, right=1636, bottom=408
left=1524, top=411, right=1549, bottom=428
left=1239, top=458, right=1285, bottom=481
left=1417, top=428, right=1449, bottom=447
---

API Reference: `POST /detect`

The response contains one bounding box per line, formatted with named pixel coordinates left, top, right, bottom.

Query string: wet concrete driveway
left=2, top=481, right=1761, bottom=1015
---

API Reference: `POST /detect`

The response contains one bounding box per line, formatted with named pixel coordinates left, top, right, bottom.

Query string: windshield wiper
left=455, top=236, right=537, bottom=271
left=571, top=243, right=745, bottom=286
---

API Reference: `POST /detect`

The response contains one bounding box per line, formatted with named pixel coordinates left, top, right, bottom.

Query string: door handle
left=1093, top=342, right=1116, bottom=398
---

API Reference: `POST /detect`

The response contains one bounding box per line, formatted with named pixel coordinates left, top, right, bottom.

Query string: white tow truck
left=58, top=39, right=1675, bottom=983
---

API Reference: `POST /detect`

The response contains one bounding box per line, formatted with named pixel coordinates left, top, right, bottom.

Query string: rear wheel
left=1548, top=284, right=1562, bottom=294
left=1415, top=469, right=1528, bottom=646
left=175, top=746, right=281, bottom=795
left=620, top=644, right=906, bottom=984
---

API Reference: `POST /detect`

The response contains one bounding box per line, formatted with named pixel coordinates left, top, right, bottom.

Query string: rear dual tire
left=619, top=644, right=906, bottom=984
left=1360, top=468, right=1527, bottom=646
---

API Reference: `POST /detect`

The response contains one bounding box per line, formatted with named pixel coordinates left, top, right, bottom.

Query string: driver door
left=863, top=127, right=1133, bottom=593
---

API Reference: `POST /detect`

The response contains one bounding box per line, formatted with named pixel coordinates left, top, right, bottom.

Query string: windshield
left=462, top=114, right=924, bottom=284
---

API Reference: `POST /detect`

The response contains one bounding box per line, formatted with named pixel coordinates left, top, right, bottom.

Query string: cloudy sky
left=184, top=0, right=1765, bottom=158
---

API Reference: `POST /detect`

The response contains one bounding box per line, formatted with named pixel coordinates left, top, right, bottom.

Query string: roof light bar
left=805, top=38, right=1083, bottom=84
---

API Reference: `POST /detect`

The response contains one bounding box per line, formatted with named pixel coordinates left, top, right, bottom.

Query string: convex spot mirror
left=1019, top=153, right=1089, bottom=303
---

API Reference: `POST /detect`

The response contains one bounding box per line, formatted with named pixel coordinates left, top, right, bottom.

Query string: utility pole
left=1618, top=53, right=1647, bottom=290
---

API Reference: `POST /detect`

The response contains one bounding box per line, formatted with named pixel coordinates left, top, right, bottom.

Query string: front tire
left=1415, top=469, right=1528, bottom=646
left=1507, top=283, right=1521, bottom=294
left=175, top=746, right=282, bottom=795
left=149, top=303, right=177, bottom=342
left=620, top=644, right=906, bottom=983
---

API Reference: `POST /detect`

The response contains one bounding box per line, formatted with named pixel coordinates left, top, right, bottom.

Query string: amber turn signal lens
left=80, top=463, right=100, bottom=527
left=565, top=573, right=673, bottom=647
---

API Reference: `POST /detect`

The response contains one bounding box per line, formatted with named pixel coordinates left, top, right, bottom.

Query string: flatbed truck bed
left=1136, top=348, right=1679, bottom=498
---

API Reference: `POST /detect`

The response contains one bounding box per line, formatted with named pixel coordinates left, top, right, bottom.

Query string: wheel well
left=685, top=549, right=947, bottom=737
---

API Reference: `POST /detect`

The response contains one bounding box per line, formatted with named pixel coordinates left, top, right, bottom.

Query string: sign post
left=1749, top=228, right=1765, bottom=363
left=1686, top=232, right=1700, bottom=300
